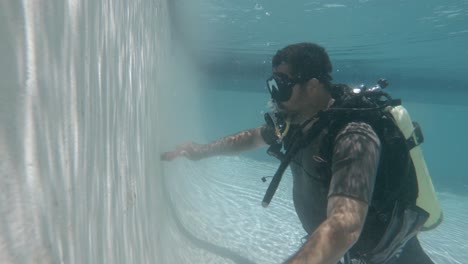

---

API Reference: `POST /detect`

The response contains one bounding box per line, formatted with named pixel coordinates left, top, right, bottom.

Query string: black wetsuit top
left=261, top=121, right=382, bottom=249
left=262, top=121, right=380, bottom=234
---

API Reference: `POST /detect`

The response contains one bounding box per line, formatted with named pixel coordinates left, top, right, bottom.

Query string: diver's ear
left=306, top=78, right=320, bottom=93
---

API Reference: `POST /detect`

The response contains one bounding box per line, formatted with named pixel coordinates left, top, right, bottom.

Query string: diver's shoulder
left=339, top=121, right=375, bottom=132
left=335, top=121, right=380, bottom=143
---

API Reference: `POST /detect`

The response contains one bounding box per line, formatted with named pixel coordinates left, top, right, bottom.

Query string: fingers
left=160, top=148, right=190, bottom=161
left=176, top=142, right=193, bottom=151
left=160, top=150, right=180, bottom=161
left=160, top=142, right=197, bottom=161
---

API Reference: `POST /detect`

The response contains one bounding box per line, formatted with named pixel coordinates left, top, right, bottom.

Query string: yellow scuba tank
left=387, top=105, right=443, bottom=230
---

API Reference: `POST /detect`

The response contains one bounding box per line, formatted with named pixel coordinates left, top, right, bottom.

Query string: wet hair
left=272, top=42, right=333, bottom=86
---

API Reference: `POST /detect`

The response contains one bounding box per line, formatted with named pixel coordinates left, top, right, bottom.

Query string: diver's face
left=268, top=63, right=327, bottom=124
left=271, top=64, right=307, bottom=121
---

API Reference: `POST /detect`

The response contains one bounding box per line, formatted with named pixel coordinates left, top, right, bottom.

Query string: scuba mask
left=266, top=72, right=297, bottom=103
left=265, top=72, right=296, bottom=141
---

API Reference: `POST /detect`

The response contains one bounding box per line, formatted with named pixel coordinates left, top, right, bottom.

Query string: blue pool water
left=1, top=0, right=467, bottom=263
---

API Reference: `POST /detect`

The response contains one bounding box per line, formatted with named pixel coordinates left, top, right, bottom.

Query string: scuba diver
left=161, top=42, right=442, bottom=264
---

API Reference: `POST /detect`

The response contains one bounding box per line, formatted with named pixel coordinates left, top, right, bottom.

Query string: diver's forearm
left=284, top=215, right=358, bottom=264
left=199, top=127, right=265, bottom=158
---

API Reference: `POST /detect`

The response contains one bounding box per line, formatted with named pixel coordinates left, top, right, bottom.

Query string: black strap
left=262, top=112, right=331, bottom=207
left=406, top=122, right=424, bottom=150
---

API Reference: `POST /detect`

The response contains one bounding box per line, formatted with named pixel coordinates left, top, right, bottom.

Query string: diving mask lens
left=266, top=73, right=296, bottom=102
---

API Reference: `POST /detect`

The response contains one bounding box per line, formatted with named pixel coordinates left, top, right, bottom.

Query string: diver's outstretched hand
left=160, top=142, right=205, bottom=161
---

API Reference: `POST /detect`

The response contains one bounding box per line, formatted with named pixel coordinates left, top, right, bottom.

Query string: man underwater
left=161, top=42, right=439, bottom=264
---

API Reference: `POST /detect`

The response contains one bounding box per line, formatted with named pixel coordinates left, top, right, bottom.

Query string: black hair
left=272, top=42, right=333, bottom=86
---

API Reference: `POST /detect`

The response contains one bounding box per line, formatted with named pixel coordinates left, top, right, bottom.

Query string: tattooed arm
left=284, top=122, right=380, bottom=264
left=284, top=196, right=368, bottom=264
left=160, top=126, right=267, bottom=161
